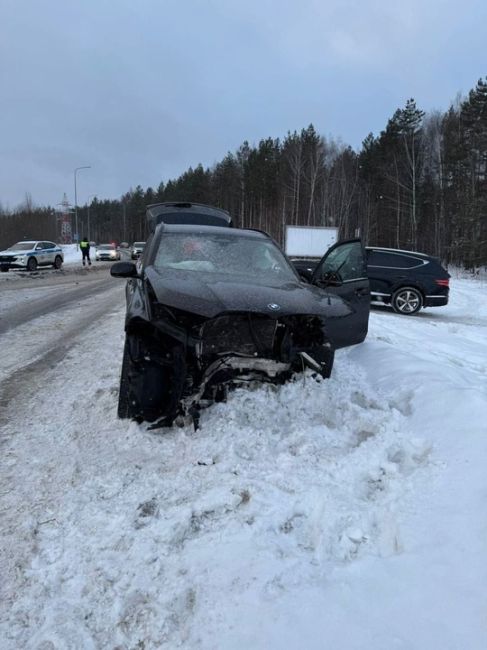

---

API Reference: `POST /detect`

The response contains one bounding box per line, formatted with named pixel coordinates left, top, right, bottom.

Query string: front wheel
left=392, top=287, right=423, bottom=315
left=26, top=257, right=38, bottom=272
left=53, top=255, right=63, bottom=269
left=117, top=336, right=170, bottom=422
left=118, top=339, right=132, bottom=419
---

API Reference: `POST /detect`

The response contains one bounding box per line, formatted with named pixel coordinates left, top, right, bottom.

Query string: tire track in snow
left=0, top=275, right=117, bottom=335
left=0, top=285, right=124, bottom=423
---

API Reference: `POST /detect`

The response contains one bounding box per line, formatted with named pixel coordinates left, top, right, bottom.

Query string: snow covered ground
left=61, top=244, right=82, bottom=266
left=0, top=277, right=486, bottom=649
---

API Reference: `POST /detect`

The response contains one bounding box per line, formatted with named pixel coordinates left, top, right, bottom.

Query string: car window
left=153, top=233, right=297, bottom=282
left=368, top=251, right=424, bottom=269
left=35, top=243, right=43, bottom=250
left=316, top=241, right=366, bottom=282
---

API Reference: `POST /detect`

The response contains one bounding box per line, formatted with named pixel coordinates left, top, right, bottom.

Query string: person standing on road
left=80, top=237, right=91, bottom=266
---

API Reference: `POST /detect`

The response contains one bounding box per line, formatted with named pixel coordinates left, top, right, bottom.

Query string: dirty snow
left=0, top=277, right=486, bottom=649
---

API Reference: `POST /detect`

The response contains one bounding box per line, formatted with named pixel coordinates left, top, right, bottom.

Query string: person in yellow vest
left=80, top=237, right=91, bottom=266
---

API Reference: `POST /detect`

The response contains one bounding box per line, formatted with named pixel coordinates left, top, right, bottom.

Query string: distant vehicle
left=110, top=223, right=369, bottom=426
left=95, top=244, right=121, bottom=262
left=285, top=225, right=338, bottom=258
left=293, top=246, right=450, bottom=315
left=131, top=242, right=146, bottom=260
left=119, top=242, right=129, bottom=249
left=0, top=240, right=63, bottom=272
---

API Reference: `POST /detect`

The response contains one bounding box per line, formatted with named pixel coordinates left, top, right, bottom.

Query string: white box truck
left=285, top=226, right=339, bottom=276
left=285, top=225, right=338, bottom=257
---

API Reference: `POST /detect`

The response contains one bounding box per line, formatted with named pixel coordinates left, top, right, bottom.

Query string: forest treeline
left=1, top=78, right=486, bottom=267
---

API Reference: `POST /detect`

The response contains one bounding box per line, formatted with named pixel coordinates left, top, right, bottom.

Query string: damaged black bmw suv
left=111, top=224, right=370, bottom=427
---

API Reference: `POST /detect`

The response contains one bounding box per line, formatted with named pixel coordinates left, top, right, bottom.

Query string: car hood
left=0, top=248, right=34, bottom=256
left=145, top=267, right=352, bottom=319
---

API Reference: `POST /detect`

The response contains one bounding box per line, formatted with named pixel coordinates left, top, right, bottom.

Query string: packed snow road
left=0, top=268, right=123, bottom=413
left=0, top=274, right=486, bottom=649
left=0, top=265, right=119, bottom=335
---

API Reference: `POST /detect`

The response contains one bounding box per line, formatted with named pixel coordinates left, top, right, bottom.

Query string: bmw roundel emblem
left=267, top=303, right=281, bottom=311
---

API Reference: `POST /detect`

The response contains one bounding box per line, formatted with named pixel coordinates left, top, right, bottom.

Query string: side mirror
left=298, top=268, right=314, bottom=282
left=110, top=261, right=139, bottom=278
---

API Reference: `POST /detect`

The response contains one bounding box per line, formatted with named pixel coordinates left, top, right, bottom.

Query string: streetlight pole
left=86, top=194, right=96, bottom=242
left=74, top=165, right=91, bottom=248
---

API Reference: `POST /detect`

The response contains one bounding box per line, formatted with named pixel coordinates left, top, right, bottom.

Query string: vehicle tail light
left=435, top=279, right=449, bottom=287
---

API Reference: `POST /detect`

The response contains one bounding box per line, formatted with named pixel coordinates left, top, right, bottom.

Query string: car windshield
left=7, top=242, right=35, bottom=251
left=98, top=244, right=115, bottom=250
left=133, top=242, right=145, bottom=247
left=153, top=233, right=297, bottom=282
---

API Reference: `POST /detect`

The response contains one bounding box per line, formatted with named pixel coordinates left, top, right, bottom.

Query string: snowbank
left=0, top=277, right=486, bottom=649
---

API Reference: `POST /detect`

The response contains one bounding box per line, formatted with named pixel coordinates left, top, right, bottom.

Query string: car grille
left=201, top=314, right=277, bottom=356
left=0, top=256, right=14, bottom=262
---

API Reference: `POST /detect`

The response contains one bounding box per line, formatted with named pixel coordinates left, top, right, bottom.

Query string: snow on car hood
left=145, top=266, right=351, bottom=319
left=0, top=248, right=34, bottom=256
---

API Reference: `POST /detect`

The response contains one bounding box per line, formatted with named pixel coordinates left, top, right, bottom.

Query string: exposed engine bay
left=123, top=306, right=334, bottom=428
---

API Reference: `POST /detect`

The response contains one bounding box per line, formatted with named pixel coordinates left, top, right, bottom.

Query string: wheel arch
left=391, top=280, right=426, bottom=301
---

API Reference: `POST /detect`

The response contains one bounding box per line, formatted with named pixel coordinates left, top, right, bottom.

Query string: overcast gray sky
left=1, top=0, right=485, bottom=209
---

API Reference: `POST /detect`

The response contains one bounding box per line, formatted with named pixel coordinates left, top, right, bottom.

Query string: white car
left=95, top=244, right=121, bottom=261
left=0, top=240, right=64, bottom=272
left=130, top=241, right=146, bottom=259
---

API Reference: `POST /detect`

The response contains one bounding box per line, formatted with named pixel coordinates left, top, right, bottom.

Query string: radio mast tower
left=57, top=193, right=73, bottom=244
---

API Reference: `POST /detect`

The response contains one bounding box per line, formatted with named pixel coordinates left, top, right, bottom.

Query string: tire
left=117, top=336, right=169, bottom=422
left=1, top=267, right=8, bottom=273
left=391, top=287, right=423, bottom=315
left=53, top=255, right=63, bottom=269
left=26, top=257, right=37, bottom=272
left=117, top=339, right=132, bottom=419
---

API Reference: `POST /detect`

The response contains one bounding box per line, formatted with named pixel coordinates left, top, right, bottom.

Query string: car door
left=42, top=241, right=55, bottom=264
left=311, top=239, right=370, bottom=348
left=34, top=242, right=46, bottom=265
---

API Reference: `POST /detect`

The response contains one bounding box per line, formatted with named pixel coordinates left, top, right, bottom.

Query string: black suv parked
left=293, top=247, right=450, bottom=315
left=366, top=247, right=450, bottom=314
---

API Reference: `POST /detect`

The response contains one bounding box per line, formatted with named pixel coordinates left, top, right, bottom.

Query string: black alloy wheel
left=26, top=257, right=38, bottom=272
left=53, top=255, right=63, bottom=269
